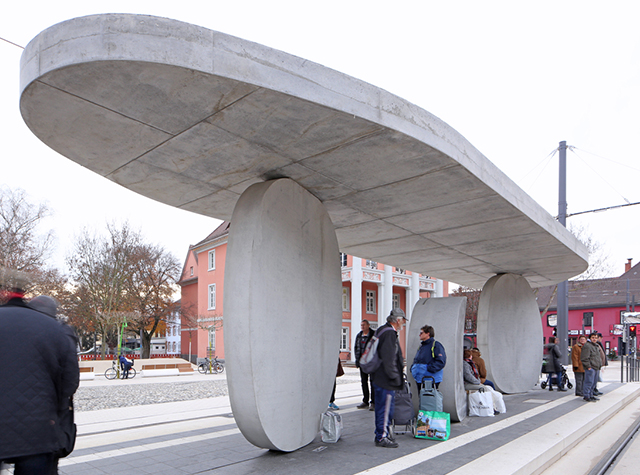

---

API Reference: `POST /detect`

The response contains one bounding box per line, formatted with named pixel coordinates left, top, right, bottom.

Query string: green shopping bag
left=415, top=410, right=450, bottom=441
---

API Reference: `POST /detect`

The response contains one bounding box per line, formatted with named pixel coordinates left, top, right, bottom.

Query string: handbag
left=468, top=388, right=494, bottom=417
left=415, top=410, right=450, bottom=441
left=320, top=410, right=342, bottom=443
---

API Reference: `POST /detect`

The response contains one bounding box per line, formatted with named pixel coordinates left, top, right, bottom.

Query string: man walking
left=581, top=332, right=603, bottom=402
left=354, top=319, right=375, bottom=410
left=371, top=308, right=407, bottom=448
left=0, top=276, right=79, bottom=473
left=571, top=335, right=586, bottom=397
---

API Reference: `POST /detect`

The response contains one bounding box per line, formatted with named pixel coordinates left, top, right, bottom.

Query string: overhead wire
left=519, top=147, right=558, bottom=194
left=569, top=147, right=632, bottom=204
left=0, top=36, right=24, bottom=49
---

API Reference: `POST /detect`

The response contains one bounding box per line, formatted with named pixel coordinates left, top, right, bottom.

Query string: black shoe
left=583, top=397, right=595, bottom=402
left=593, top=390, right=603, bottom=396
left=369, top=404, right=375, bottom=411
left=548, top=387, right=553, bottom=391
left=590, top=396, right=600, bottom=401
left=357, top=402, right=369, bottom=409
left=558, top=388, right=567, bottom=392
left=375, top=437, right=398, bottom=448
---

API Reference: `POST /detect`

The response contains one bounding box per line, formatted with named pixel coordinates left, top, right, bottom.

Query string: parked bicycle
left=198, top=356, right=224, bottom=374
left=105, top=358, right=137, bottom=380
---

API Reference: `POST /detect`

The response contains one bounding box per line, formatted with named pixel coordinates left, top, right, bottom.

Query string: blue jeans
left=583, top=368, right=597, bottom=399
left=372, top=383, right=395, bottom=441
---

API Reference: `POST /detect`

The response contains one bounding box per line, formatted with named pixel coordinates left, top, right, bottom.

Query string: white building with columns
left=339, top=253, right=447, bottom=363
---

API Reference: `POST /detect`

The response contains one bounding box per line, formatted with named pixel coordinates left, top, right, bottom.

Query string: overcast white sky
left=1, top=1, right=639, bottom=282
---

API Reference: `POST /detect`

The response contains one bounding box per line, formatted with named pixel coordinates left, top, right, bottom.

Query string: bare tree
left=66, top=223, right=139, bottom=358
left=126, top=243, right=181, bottom=358
left=450, top=286, right=481, bottom=332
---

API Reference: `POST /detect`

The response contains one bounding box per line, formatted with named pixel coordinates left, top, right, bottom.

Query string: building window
left=190, top=266, right=194, bottom=276
left=208, top=284, right=216, bottom=310
left=208, top=250, right=216, bottom=271
left=342, top=287, right=350, bottom=311
left=208, top=328, right=216, bottom=351
left=583, top=312, right=593, bottom=327
left=366, top=259, right=378, bottom=269
left=393, top=293, right=400, bottom=309
left=366, top=290, right=376, bottom=314
left=340, top=327, right=349, bottom=351
left=340, top=253, right=348, bottom=267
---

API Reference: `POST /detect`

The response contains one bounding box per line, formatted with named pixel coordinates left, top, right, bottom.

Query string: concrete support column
left=409, top=273, right=421, bottom=319
left=436, top=279, right=444, bottom=298
left=377, top=281, right=384, bottom=327
left=383, top=264, right=393, bottom=317
left=224, top=179, right=341, bottom=452
left=350, top=257, right=363, bottom=363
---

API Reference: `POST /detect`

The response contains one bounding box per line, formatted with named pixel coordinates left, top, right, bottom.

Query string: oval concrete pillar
left=477, top=274, right=542, bottom=394
left=407, top=297, right=467, bottom=422
left=224, top=178, right=341, bottom=452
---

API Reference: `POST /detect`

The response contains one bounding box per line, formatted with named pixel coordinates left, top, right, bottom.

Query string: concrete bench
left=141, top=362, right=193, bottom=377
left=79, top=366, right=95, bottom=381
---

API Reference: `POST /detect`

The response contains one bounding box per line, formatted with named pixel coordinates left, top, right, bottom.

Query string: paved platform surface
left=4, top=363, right=640, bottom=475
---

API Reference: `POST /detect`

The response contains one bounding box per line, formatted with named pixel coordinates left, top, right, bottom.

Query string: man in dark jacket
left=0, top=282, right=79, bottom=473
left=581, top=332, right=602, bottom=402
left=354, top=319, right=375, bottom=410
left=372, top=308, right=406, bottom=448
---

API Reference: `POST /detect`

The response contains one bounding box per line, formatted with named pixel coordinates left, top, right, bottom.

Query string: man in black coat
left=0, top=283, right=79, bottom=474
left=354, top=319, right=375, bottom=410
left=371, top=308, right=407, bottom=448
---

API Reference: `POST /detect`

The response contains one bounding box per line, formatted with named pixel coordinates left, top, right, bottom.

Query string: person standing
left=543, top=337, right=567, bottom=391
left=371, top=308, right=407, bottom=448
left=571, top=335, right=586, bottom=397
left=0, top=279, right=79, bottom=474
left=581, top=332, right=603, bottom=402
left=594, top=333, right=608, bottom=396
left=354, top=319, right=375, bottom=410
left=410, top=325, right=446, bottom=389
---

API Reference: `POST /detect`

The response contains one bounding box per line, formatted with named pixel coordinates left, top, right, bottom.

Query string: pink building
left=538, top=259, right=640, bottom=356
left=179, top=222, right=448, bottom=363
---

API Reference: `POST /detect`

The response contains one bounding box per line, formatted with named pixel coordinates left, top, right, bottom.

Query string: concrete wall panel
left=224, top=179, right=341, bottom=451
left=477, top=274, right=542, bottom=394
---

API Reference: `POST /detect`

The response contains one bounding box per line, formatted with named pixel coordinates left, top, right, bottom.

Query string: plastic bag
left=468, top=388, right=494, bottom=417
left=320, top=410, right=342, bottom=443
left=415, top=410, right=450, bottom=441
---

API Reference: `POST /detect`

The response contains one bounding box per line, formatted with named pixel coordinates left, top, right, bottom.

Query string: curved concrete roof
left=19, top=14, right=588, bottom=288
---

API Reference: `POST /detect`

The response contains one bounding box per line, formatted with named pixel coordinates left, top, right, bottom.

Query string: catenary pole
left=557, top=141, right=569, bottom=364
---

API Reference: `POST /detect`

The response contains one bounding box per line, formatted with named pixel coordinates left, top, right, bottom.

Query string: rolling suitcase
left=420, top=376, right=443, bottom=412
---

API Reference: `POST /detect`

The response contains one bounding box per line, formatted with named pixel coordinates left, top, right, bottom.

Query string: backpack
left=359, top=326, right=393, bottom=374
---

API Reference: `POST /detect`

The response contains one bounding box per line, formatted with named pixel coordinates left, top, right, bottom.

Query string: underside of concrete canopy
left=20, top=14, right=588, bottom=290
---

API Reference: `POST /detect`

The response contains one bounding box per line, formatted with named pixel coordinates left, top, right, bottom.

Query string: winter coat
left=471, top=349, right=488, bottom=382
left=581, top=341, right=603, bottom=371
left=0, top=298, right=79, bottom=459
left=571, top=343, right=584, bottom=373
left=542, top=343, right=563, bottom=374
left=411, top=338, right=446, bottom=384
left=371, top=322, right=404, bottom=391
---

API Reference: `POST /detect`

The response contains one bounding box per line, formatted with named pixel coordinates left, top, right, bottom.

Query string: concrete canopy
left=19, top=14, right=588, bottom=288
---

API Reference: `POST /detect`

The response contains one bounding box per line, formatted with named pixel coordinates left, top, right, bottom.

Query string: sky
left=1, top=1, right=639, bottom=282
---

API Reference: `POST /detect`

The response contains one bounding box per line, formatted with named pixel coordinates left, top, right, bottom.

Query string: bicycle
left=198, top=356, right=224, bottom=374
left=105, top=358, right=137, bottom=380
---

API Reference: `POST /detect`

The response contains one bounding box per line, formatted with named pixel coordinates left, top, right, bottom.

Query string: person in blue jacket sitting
left=411, top=325, right=446, bottom=389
